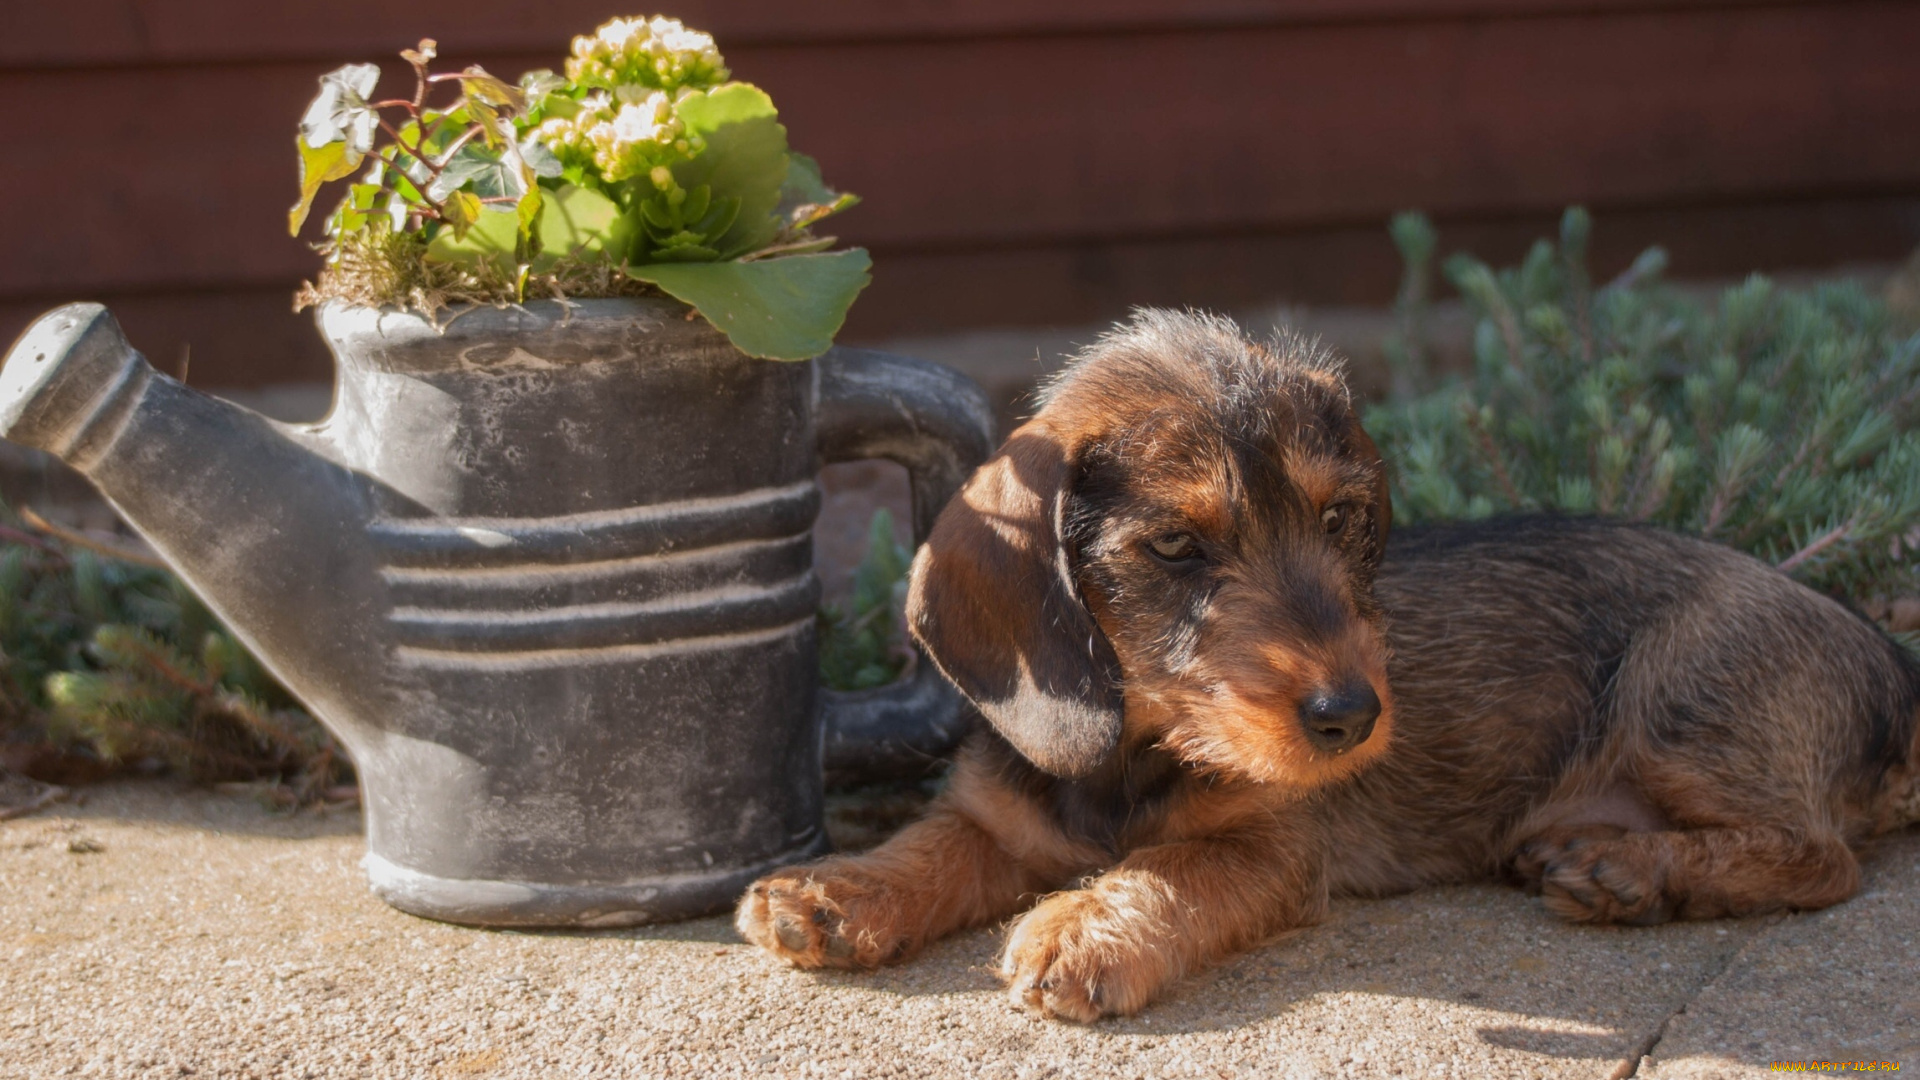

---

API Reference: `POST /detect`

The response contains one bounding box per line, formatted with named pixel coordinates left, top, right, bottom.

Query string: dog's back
left=1319, top=514, right=1920, bottom=910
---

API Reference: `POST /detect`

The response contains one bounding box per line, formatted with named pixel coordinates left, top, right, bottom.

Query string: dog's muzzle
left=1299, top=681, right=1380, bottom=753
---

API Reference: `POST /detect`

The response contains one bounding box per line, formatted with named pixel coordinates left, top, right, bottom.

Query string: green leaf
left=407, top=117, right=463, bottom=165
left=641, top=199, right=675, bottom=231
left=665, top=83, right=788, bottom=259
left=776, top=151, right=860, bottom=230
left=518, top=69, right=567, bottom=116
left=444, top=191, right=485, bottom=239
left=649, top=237, right=722, bottom=262
left=429, top=142, right=528, bottom=202
left=532, top=184, right=633, bottom=267
left=458, top=65, right=525, bottom=148
left=631, top=183, right=740, bottom=261
left=515, top=188, right=543, bottom=246
left=627, top=249, right=872, bottom=360
left=460, top=67, right=525, bottom=112
left=428, top=201, right=516, bottom=270
left=778, top=151, right=835, bottom=209
left=331, top=181, right=383, bottom=233
left=518, top=132, right=563, bottom=179
left=289, top=136, right=362, bottom=236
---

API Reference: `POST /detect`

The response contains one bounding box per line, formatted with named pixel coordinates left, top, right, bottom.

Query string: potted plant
left=0, top=15, right=993, bottom=928
left=289, top=16, right=870, bottom=360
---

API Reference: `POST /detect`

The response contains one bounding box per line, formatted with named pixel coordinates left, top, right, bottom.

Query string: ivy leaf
left=408, top=115, right=463, bottom=163
left=428, top=142, right=528, bottom=202
left=516, top=189, right=543, bottom=246
left=666, top=83, right=788, bottom=260
left=458, top=65, right=526, bottom=148
left=383, top=133, right=435, bottom=189
left=532, top=184, right=634, bottom=268
left=627, top=249, right=872, bottom=360
left=289, top=136, right=363, bottom=235
left=441, top=191, right=486, bottom=241
left=518, top=132, right=564, bottom=179
left=299, top=63, right=381, bottom=154
left=518, top=69, right=568, bottom=118
left=461, top=67, right=525, bottom=112
left=331, top=181, right=382, bottom=233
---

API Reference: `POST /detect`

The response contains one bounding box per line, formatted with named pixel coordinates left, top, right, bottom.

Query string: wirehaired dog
left=737, top=311, right=1920, bottom=1021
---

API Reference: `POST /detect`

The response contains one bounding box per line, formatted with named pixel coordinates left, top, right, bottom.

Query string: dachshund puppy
left=738, top=310, right=1920, bottom=1021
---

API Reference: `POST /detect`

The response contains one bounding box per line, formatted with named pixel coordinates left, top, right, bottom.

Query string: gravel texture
left=3, top=781, right=1914, bottom=1079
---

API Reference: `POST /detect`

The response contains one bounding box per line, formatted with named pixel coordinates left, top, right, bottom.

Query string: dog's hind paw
left=734, top=862, right=916, bottom=970
left=999, top=888, right=1177, bottom=1022
left=1522, top=832, right=1674, bottom=926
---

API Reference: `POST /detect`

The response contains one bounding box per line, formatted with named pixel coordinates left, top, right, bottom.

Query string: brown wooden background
left=4, top=0, right=1918, bottom=388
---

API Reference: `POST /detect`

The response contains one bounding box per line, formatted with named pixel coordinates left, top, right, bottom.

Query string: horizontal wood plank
left=6, top=194, right=1913, bottom=391
left=850, top=195, right=1920, bottom=342
left=1, top=0, right=1811, bottom=70
left=2, top=4, right=1914, bottom=297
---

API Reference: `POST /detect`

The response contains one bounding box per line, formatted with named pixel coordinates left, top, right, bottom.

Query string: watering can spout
left=0, top=303, right=154, bottom=463
left=0, top=303, right=384, bottom=730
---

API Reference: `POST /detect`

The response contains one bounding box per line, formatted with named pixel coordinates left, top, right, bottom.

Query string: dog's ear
left=906, top=423, right=1123, bottom=778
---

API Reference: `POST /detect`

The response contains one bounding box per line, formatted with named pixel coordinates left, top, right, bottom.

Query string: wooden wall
left=3, top=1, right=1918, bottom=388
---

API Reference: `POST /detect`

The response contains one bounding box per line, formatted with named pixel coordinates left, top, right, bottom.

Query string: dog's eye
left=1148, top=533, right=1201, bottom=562
left=1321, top=505, right=1350, bottom=535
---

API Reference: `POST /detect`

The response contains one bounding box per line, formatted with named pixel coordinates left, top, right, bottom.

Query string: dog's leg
left=735, top=803, right=1070, bottom=970
left=1000, top=822, right=1326, bottom=1022
left=1522, top=825, right=1860, bottom=924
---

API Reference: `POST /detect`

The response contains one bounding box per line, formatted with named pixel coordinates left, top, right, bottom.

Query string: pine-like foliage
left=0, top=511, right=348, bottom=803
left=818, top=509, right=914, bottom=691
left=1366, top=209, right=1920, bottom=604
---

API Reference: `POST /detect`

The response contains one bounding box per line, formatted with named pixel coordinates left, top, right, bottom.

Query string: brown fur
left=736, top=310, right=1920, bottom=1022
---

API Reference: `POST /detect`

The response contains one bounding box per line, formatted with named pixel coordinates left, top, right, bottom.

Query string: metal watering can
left=0, top=298, right=993, bottom=927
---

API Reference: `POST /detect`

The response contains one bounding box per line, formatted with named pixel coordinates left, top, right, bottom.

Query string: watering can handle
left=812, top=346, right=998, bottom=786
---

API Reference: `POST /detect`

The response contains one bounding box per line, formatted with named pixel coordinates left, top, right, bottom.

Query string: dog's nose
left=1299, top=682, right=1380, bottom=753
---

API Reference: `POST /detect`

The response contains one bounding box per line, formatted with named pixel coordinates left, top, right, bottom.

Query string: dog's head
left=907, top=310, right=1394, bottom=789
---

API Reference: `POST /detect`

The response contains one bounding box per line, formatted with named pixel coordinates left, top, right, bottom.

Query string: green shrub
left=1367, top=209, right=1920, bottom=604
left=818, top=509, right=914, bottom=691
left=0, top=513, right=348, bottom=802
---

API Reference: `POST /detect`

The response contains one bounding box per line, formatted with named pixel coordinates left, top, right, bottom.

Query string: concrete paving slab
left=1638, top=837, right=1920, bottom=1079
left=3, top=781, right=1914, bottom=1079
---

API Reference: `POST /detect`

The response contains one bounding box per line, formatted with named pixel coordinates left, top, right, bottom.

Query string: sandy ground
left=2, top=782, right=1915, bottom=1079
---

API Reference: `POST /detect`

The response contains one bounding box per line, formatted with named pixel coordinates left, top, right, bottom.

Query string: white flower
left=651, top=17, right=716, bottom=56
left=596, top=17, right=646, bottom=49
left=609, top=94, right=673, bottom=145
left=566, top=14, right=727, bottom=93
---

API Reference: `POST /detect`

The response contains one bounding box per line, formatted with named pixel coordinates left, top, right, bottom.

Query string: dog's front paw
left=735, top=861, right=918, bottom=970
left=1527, top=834, right=1673, bottom=926
left=999, top=888, right=1177, bottom=1022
